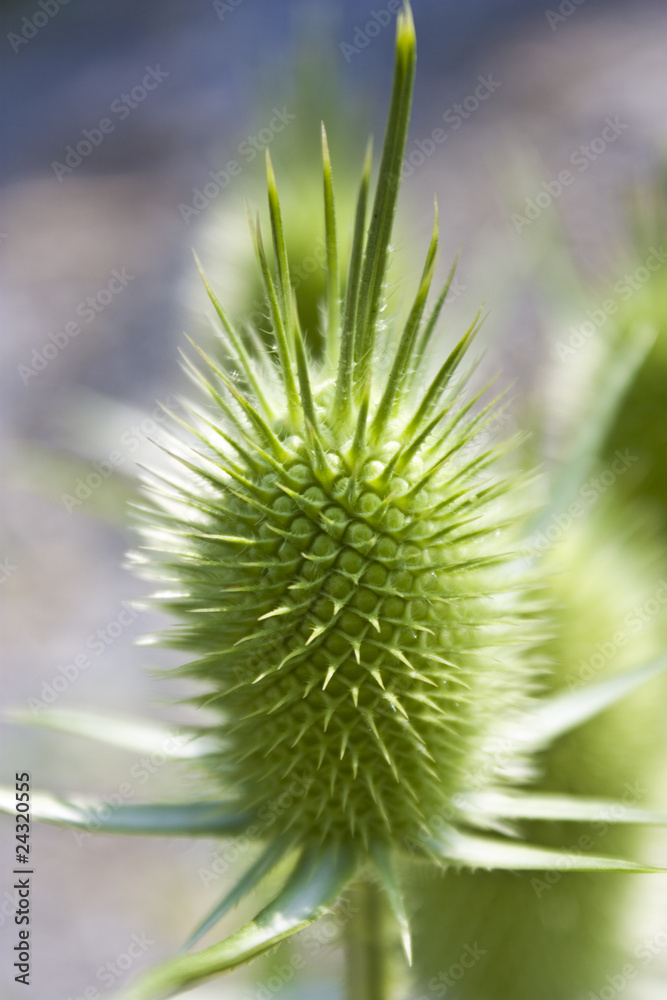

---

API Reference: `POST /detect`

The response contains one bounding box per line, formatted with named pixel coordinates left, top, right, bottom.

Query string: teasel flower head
left=135, top=3, right=537, bottom=859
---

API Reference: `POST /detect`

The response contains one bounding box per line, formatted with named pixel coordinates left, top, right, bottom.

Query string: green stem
left=344, top=879, right=389, bottom=1000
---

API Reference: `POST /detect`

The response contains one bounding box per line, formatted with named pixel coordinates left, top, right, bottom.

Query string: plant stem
left=344, top=878, right=389, bottom=1000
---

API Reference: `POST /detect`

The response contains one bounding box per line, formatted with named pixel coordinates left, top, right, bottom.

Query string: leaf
left=0, top=788, right=251, bottom=836
left=4, top=707, right=214, bottom=759
left=510, top=654, right=667, bottom=752
left=461, top=790, right=667, bottom=826
left=430, top=825, right=660, bottom=873
left=370, top=842, right=412, bottom=964
left=182, top=835, right=297, bottom=951
left=119, top=843, right=358, bottom=1000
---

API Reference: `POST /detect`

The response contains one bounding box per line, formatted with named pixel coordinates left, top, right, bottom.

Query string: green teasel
left=134, top=3, right=538, bottom=859
left=4, top=6, right=667, bottom=999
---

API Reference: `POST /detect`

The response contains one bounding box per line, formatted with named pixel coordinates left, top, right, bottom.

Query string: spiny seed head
left=133, top=6, right=539, bottom=855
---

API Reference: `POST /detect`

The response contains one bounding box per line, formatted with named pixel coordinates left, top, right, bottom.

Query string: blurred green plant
left=599, top=174, right=667, bottom=528
left=408, top=499, right=667, bottom=1000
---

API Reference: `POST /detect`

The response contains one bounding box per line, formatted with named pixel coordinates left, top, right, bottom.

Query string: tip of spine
left=396, top=2, right=416, bottom=57
left=363, top=135, right=374, bottom=178
left=265, top=147, right=276, bottom=187
left=321, top=123, right=331, bottom=166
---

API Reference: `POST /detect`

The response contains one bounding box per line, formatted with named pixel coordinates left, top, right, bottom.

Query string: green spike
left=251, top=217, right=300, bottom=422
left=410, top=252, right=461, bottom=372
left=349, top=384, right=370, bottom=465
left=354, top=4, right=417, bottom=397
left=403, top=310, right=482, bottom=441
left=291, top=290, right=319, bottom=432
left=335, top=137, right=373, bottom=428
left=193, top=252, right=274, bottom=419
left=321, top=123, right=340, bottom=368
left=183, top=335, right=292, bottom=461
left=369, top=240, right=437, bottom=441
left=265, top=148, right=294, bottom=332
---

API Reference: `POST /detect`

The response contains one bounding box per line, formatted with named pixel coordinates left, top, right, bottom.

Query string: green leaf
left=4, top=707, right=213, bottom=759
left=0, top=788, right=251, bottom=836
left=430, top=825, right=660, bottom=873
left=119, top=843, right=358, bottom=1000
left=461, top=790, right=667, bottom=826
left=182, top=835, right=297, bottom=951
left=511, top=654, right=667, bottom=752
left=370, top=842, right=412, bottom=964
